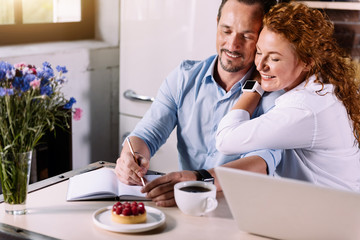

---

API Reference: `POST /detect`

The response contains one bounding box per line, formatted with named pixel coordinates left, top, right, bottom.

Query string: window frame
left=0, top=0, right=95, bottom=46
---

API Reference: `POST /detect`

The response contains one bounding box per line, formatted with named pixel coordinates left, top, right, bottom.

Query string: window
left=0, top=0, right=94, bottom=45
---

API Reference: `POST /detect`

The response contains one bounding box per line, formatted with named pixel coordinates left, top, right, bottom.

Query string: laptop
left=215, top=166, right=360, bottom=240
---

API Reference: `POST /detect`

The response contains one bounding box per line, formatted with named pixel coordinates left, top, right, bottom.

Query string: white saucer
left=92, top=206, right=166, bottom=233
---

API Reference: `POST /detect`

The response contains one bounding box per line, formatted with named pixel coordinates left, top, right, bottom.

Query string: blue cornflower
left=0, top=61, right=14, bottom=80
left=38, top=68, right=54, bottom=79
left=56, top=65, right=68, bottom=73
left=40, top=78, right=50, bottom=87
left=12, top=76, right=23, bottom=90
left=0, top=88, right=6, bottom=97
left=12, top=74, right=34, bottom=92
left=40, top=85, right=53, bottom=96
left=55, top=75, right=67, bottom=84
left=42, top=62, right=51, bottom=68
left=0, top=70, right=5, bottom=81
left=22, top=74, right=35, bottom=92
left=6, top=69, right=15, bottom=79
left=37, top=62, right=54, bottom=79
left=64, top=97, right=76, bottom=109
left=0, top=61, right=13, bottom=71
left=6, top=88, right=14, bottom=96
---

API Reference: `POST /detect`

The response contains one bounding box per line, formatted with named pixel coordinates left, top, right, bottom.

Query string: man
left=115, top=0, right=282, bottom=206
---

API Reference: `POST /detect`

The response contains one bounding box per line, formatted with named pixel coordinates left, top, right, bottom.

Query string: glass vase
left=0, top=151, right=32, bottom=215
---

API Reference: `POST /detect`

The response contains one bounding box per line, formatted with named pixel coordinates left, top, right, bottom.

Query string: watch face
left=243, top=81, right=256, bottom=90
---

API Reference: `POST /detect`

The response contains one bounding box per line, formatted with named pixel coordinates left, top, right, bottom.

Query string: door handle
left=123, top=89, right=155, bottom=102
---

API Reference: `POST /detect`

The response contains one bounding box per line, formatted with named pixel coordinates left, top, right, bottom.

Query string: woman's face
left=255, top=27, right=309, bottom=92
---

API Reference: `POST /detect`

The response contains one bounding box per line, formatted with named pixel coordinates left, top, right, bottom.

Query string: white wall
left=0, top=0, right=120, bottom=169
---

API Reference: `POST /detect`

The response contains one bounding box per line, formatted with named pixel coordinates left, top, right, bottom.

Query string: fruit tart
left=111, top=201, right=147, bottom=224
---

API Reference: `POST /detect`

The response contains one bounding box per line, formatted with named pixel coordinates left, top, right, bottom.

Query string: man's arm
left=115, top=64, right=185, bottom=185
left=115, top=136, right=151, bottom=186
left=142, top=155, right=267, bottom=207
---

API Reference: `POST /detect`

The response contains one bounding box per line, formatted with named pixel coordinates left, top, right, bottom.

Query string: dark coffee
left=180, top=186, right=211, bottom=193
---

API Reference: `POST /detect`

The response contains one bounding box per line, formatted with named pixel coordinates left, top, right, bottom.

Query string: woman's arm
left=231, top=91, right=262, bottom=117
left=216, top=103, right=314, bottom=155
left=208, top=155, right=268, bottom=191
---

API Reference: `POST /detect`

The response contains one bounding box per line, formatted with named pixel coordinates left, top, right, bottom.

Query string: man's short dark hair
left=217, top=0, right=278, bottom=20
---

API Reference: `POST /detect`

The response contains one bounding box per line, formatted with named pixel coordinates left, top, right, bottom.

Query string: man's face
left=216, top=0, right=263, bottom=73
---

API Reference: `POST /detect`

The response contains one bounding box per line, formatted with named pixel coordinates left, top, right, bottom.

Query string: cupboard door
left=119, top=0, right=221, bottom=168
left=119, top=0, right=220, bottom=117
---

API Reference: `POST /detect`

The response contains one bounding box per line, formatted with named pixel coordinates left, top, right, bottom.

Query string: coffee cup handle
left=204, top=197, right=218, bottom=213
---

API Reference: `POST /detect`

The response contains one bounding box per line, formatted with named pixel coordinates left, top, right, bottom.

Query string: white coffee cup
left=174, top=181, right=218, bottom=216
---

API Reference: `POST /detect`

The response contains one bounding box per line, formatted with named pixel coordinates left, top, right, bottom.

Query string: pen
left=126, top=137, right=146, bottom=186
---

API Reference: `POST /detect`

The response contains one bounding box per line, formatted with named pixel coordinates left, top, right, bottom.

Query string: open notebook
left=67, top=167, right=161, bottom=201
left=215, top=166, right=360, bottom=240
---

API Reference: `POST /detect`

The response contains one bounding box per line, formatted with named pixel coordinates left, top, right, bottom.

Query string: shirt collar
left=288, top=74, right=327, bottom=93
left=204, top=55, right=217, bottom=82
left=276, top=74, right=333, bottom=104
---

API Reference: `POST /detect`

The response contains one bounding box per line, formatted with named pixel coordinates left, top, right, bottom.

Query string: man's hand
left=141, top=170, right=197, bottom=207
left=115, top=151, right=149, bottom=186
left=115, top=136, right=151, bottom=186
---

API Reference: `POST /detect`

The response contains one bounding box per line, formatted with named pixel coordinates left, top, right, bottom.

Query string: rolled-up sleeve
left=242, top=149, right=283, bottom=176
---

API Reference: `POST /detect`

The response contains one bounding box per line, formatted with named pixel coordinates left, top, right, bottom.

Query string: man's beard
left=219, top=49, right=245, bottom=73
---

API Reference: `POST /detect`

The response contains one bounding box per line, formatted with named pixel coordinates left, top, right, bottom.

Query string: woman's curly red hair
left=264, top=2, right=360, bottom=145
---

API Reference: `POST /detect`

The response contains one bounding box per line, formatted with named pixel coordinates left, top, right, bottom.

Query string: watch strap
left=194, top=169, right=214, bottom=183
left=254, top=82, right=264, bottom=96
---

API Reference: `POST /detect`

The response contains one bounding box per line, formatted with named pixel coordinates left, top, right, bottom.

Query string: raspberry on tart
left=111, top=201, right=147, bottom=224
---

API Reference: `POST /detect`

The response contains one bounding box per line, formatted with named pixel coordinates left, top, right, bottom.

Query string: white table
left=0, top=162, right=269, bottom=240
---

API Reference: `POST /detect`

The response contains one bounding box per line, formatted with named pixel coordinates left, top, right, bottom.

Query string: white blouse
left=216, top=75, right=360, bottom=191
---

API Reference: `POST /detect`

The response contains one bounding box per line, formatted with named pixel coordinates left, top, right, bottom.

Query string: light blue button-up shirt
left=130, top=55, right=283, bottom=174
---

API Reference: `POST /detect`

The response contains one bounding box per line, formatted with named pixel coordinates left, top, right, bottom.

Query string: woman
left=216, top=2, right=360, bottom=191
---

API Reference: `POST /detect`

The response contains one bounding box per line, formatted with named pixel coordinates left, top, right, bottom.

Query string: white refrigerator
left=119, top=0, right=222, bottom=172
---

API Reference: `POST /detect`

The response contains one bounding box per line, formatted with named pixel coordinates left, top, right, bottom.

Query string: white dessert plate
left=92, top=206, right=166, bottom=233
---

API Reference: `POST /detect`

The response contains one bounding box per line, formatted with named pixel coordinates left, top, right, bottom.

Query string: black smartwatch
left=194, top=169, right=214, bottom=183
